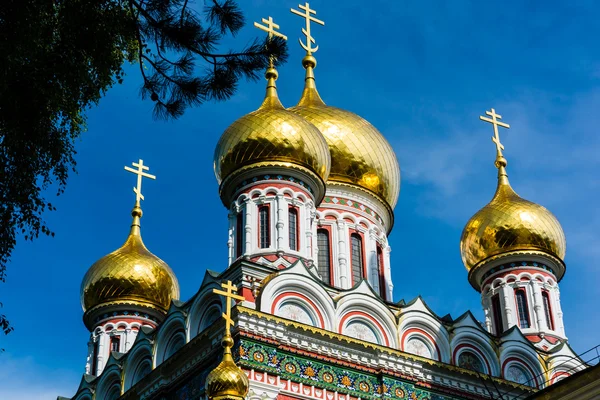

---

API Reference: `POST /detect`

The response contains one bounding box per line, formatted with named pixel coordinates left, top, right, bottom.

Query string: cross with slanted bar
left=254, top=16, right=287, bottom=41
left=124, top=159, right=156, bottom=205
left=480, top=108, right=510, bottom=157
left=291, top=2, right=324, bottom=54
left=213, top=280, right=245, bottom=333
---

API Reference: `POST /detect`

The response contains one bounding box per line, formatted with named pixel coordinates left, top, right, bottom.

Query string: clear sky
left=2, top=1, right=600, bottom=398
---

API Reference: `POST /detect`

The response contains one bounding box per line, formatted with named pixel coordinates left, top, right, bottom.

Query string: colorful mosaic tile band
left=239, top=339, right=458, bottom=400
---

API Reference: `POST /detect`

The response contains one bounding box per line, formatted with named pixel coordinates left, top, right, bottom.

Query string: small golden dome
left=81, top=206, right=179, bottom=314
left=214, top=67, right=331, bottom=186
left=460, top=165, right=566, bottom=271
left=205, top=335, right=249, bottom=400
left=288, top=56, right=400, bottom=208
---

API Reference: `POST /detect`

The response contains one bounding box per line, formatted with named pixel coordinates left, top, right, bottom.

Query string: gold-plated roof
left=80, top=206, right=180, bottom=313
left=214, top=67, right=331, bottom=185
left=205, top=335, right=249, bottom=400
left=460, top=165, right=566, bottom=271
left=288, top=56, right=401, bottom=208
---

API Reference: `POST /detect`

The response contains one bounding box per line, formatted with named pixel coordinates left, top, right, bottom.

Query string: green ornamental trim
left=239, top=338, right=459, bottom=400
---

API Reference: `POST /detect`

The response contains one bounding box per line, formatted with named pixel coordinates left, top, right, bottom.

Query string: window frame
left=491, top=293, right=504, bottom=334
left=110, top=334, right=121, bottom=353
left=288, top=206, right=299, bottom=251
left=542, top=290, right=555, bottom=330
left=514, top=288, right=531, bottom=329
left=258, top=204, right=271, bottom=249
left=316, top=227, right=332, bottom=285
left=349, top=232, right=365, bottom=286
left=376, top=246, right=386, bottom=300
left=235, top=212, right=244, bottom=257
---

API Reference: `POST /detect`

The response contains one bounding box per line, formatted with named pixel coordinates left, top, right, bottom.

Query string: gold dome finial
left=254, top=16, right=287, bottom=110
left=460, top=109, right=566, bottom=276
left=205, top=281, right=248, bottom=400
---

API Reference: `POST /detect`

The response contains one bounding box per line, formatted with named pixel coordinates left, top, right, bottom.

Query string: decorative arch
left=187, top=284, right=224, bottom=339
left=96, top=368, right=122, bottom=400
left=272, top=292, right=324, bottom=328
left=452, top=328, right=500, bottom=376
left=338, top=311, right=389, bottom=346
left=401, top=328, right=441, bottom=361
left=454, top=344, right=490, bottom=374
left=259, top=271, right=335, bottom=330
left=123, top=341, right=153, bottom=391
left=154, top=313, right=186, bottom=366
left=398, top=308, right=451, bottom=363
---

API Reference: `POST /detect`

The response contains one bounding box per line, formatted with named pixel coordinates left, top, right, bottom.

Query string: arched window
left=289, top=208, right=298, bottom=251
left=258, top=205, right=270, bottom=248
left=104, top=385, right=121, bottom=400
left=457, top=351, right=485, bottom=373
left=350, top=233, right=364, bottom=285
left=542, top=291, right=554, bottom=330
left=376, top=246, right=385, bottom=300
left=506, top=364, right=535, bottom=387
left=492, top=294, right=503, bottom=334
left=199, top=304, right=221, bottom=333
left=132, top=359, right=152, bottom=387
left=515, top=289, right=530, bottom=328
left=164, top=331, right=185, bottom=360
left=91, top=339, right=99, bottom=375
left=344, top=320, right=380, bottom=344
left=405, top=337, right=433, bottom=359
left=236, top=212, right=244, bottom=257
left=278, top=300, right=316, bottom=326
left=317, top=229, right=331, bottom=284
left=110, top=335, right=121, bottom=353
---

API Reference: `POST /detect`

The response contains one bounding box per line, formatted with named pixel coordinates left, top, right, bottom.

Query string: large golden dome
left=214, top=68, right=330, bottom=186
left=460, top=166, right=566, bottom=271
left=288, top=56, right=400, bottom=208
left=205, top=335, right=249, bottom=400
left=81, top=206, right=179, bottom=314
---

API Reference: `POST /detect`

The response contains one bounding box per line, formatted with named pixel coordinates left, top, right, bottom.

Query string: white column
left=531, top=281, right=544, bottom=331
left=367, top=228, right=378, bottom=291
left=553, top=287, right=566, bottom=337
left=500, top=283, right=515, bottom=328
left=85, top=339, right=93, bottom=375
left=384, top=244, right=393, bottom=301
left=244, top=198, right=254, bottom=256
left=482, top=295, right=493, bottom=333
left=276, top=194, right=285, bottom=252
left=337, top=219, right=349, bottom=288
left=124, top=327, right=134, bottom=352
left=96, top=330, right=107, bottom=375
left=304, top=204, right=314, bottom=262
left=310, top=209, right=319, bottom=262
left=227, top=212, right=235, bottom=265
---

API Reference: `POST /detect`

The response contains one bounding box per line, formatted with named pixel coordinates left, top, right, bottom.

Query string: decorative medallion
left=359, top=381, right=370, bottom=392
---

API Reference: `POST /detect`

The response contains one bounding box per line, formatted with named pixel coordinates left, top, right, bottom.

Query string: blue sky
left=2, top=1, right=600, bottom=398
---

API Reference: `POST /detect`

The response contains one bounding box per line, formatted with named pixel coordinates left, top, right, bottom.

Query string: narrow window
left=259, top=206, right=270, bottom=248
left=236, top=213, right=244, bottom=257
left=542, top=291, right=554, bottom=330
left=317, top=229, right=331, bottom=284
left=350, top=233, right=364, bottom=285
left=110, top=335, right=121, bottom=353
left=515, top=290, right=530, bottom=329
left=491, top=294, right=503, bottom=334
left=289, top=208, right=298, bottom=251
left=377, top=247, right=386, bottom=300
left=91, top=339, right=99, bottom=375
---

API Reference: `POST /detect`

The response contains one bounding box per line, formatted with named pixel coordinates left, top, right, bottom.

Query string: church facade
left=60, top=5, right=587, bottom=400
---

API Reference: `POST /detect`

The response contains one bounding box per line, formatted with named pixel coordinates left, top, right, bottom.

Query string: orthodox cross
left=213, top=280, right=245, bottom=334
left=254, top=16, right=288, bottom=41
left=291, top=2, right=324, bottom=54
left=124, top=159, right=156, bottom=204
left=479, top=108, right=510, bottom=158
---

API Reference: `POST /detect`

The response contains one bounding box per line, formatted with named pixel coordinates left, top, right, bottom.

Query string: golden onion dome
left=214, top=67, right=330, bottom=187
left=205, top=334, right=249, bottom=400
left=288, top=56, right=400, bottom=209
left=460, top=163, right=566, bottom=272
left=80, top=206, right=179, bottom=314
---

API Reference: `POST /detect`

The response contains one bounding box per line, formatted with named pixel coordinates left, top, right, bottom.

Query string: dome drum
left=467, top=250, right=566, bottom=292
left=218, top=162, right=327, bottom=207
left=82, top=300, right=167, bottom=331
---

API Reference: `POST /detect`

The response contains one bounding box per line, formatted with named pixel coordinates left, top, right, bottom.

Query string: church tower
left=79, top=160, right=179, bottom=376
left=460, top=109, right=567, bottom=346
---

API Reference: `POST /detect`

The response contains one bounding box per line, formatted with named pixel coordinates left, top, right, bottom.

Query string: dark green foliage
left=0, top=0, right=287, bottom=337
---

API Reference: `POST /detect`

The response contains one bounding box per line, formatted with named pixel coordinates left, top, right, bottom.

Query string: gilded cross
left=124, top=159, right=156, bottom=204
left=254, top=16, right=288, bottom=41
left=480, top=108, right=510, bottom=157
left=291, top=2, right=324, bottom=54
left=213, top=280, right=245, bottom=333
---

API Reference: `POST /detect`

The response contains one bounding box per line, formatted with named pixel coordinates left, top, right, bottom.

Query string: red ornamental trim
left=240, top=182, right=312, bottom=197
left=321, top=196, right=383, bottom=224
left=550, top=371, right=570, bottom=384
left=502, top=357, right=539, bottom=388
left=271, top=292, right=326, bottom=329
left=483, top=268, right=556, bottom=288
left=400, top=328, right=442, bottom=361
left=338, top=311, right=390, bottom=347
left=452, top=343, right=492, bottom=375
